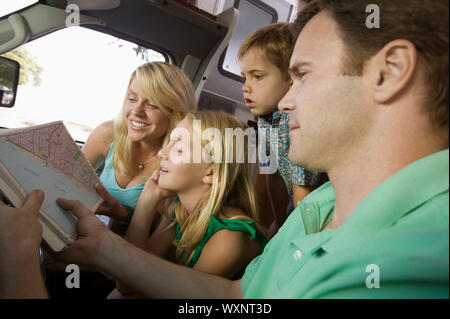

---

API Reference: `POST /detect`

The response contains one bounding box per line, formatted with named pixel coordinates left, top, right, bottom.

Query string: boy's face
left=239, top=47, right=292, bottom=117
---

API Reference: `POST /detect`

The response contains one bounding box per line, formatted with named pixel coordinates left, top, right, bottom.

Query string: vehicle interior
left=0, top=0, right=301, bottom=298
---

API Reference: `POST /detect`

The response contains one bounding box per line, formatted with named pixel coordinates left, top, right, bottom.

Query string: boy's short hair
left=238, top=22, right=294, bottom=79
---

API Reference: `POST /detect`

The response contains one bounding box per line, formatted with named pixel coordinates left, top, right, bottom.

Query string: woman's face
left=124, top=77, right=170, bottom=143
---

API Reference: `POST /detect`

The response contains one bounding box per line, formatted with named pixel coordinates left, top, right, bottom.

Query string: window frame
left=82, top=24, right=173, bottom=64
left=217, top=0, right=278, bottom=83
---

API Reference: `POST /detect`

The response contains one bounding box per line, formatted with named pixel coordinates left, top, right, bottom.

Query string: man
left=1, top=0, right=448, bottom=298
left=247, top=0, right=449, bottom=298
left=0, top=191, right=48, bottom=298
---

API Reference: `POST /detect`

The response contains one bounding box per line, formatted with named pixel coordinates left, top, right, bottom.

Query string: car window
left=0, top=0, right=38, bottom=18
left=0, top=26, right=166, bottom=142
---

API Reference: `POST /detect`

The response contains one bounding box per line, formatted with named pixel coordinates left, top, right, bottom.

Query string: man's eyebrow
left=288, top=61, right=312, bottom=74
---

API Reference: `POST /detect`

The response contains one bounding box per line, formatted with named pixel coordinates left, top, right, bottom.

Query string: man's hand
left=56, top=198, right=113, bottom=267
left=0, top=190, right=44, bottom=253
left=0, top=190, right=48, bottom=298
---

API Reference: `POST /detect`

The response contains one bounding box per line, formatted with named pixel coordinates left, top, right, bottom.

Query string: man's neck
left=327, top=129, right=448, bottom=230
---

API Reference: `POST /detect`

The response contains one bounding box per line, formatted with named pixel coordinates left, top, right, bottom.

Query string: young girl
left=110, top=111, right=267, bottom=298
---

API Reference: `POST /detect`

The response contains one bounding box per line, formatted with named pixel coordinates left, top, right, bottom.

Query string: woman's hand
left=94, top=183, right=128, bottom=222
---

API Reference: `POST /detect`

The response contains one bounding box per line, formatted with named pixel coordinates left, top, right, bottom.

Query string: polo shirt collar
left=322, top=149, right=449, bottom=252
left=290, top=184, right=335, bottom=253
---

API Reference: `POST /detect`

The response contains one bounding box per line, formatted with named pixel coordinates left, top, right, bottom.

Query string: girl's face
left=157, top=118, right=212, bottom=193
left=124, top=77, right=170, bottom=143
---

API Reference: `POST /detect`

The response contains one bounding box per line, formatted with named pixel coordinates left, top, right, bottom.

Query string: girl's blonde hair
left=174, top=111, right=266, bottom=266
left=113, top=62, right=197, bottom=175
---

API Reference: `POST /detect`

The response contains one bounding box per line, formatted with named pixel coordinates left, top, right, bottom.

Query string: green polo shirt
left=241, top=149, right=449, bottom=298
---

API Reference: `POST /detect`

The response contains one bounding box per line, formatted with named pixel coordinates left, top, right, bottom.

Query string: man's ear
left=202, top=166, right=214, bottom=185
left=371, top=39, right=418, bottom=104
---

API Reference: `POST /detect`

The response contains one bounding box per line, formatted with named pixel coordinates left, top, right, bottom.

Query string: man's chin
left=289, top=152, right=302, bottom=167
left=289, top=151, right=310, bottom=169
left=290, top=151, right=326, bottom=173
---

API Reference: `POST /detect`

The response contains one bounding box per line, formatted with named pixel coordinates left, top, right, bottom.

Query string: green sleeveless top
left=175, top=214, right=267, bottom=272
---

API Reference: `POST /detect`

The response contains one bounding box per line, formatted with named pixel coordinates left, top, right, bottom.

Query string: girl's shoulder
left=212, top=207, right=258, bottom=238
left=214, top=207, right=268, bottom=249
left=217, top=206, right=249, bottom=220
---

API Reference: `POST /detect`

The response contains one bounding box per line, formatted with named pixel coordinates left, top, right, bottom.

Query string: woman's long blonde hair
left=113, top=62, right=197, bottom=175
left=174, top=111, right=266, bottom=266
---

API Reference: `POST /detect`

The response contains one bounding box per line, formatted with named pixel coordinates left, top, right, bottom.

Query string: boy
left=238, top=23, right=327, bottom=233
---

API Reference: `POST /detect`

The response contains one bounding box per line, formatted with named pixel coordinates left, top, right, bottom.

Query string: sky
left=0, top=16, right=164, bottom=141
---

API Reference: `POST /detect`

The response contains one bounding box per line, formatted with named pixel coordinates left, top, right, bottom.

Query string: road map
left=0, top=121, right=102, bottom=241
left=3, top=121, right=99, bottom=190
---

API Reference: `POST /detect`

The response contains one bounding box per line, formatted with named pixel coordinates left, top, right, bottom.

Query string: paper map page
left=0, top=121, right=102, bottom=240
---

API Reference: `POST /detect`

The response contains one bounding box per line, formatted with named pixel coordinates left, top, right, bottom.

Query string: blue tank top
left=99, top=144, right=144, bottom=208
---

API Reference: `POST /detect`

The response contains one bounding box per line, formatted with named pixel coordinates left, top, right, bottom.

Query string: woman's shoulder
left=97, top=120, right=115, bottom=138
left=87, top=120, right=114, bottom=144
left=83, top=120, right=115, bottom=160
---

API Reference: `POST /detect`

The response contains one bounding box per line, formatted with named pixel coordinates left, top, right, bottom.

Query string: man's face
left=279, top=11, right=371, bottom=173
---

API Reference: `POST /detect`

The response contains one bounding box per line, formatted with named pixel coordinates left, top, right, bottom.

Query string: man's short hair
left=293, top=0, right=449, bottom=128
left=238, top=22, right=294, bottom=79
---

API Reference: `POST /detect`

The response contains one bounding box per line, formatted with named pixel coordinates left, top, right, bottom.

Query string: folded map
left=0, top=121, right=102, bottom=252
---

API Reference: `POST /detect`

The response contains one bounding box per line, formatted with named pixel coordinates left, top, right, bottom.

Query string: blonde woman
left=82, top=62, right=196, bottom=224
left=109, top=111, right=267, bottom=298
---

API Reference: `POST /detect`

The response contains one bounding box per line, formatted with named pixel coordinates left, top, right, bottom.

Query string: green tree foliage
left=2, top=47, right=43, bottom=86
left=108, top=38, right=149, bottom=61
left=133, top=45, right=148, bottom=61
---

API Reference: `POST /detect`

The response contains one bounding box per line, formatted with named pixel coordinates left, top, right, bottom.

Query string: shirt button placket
left=293, top=249, right=302, bottom=260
